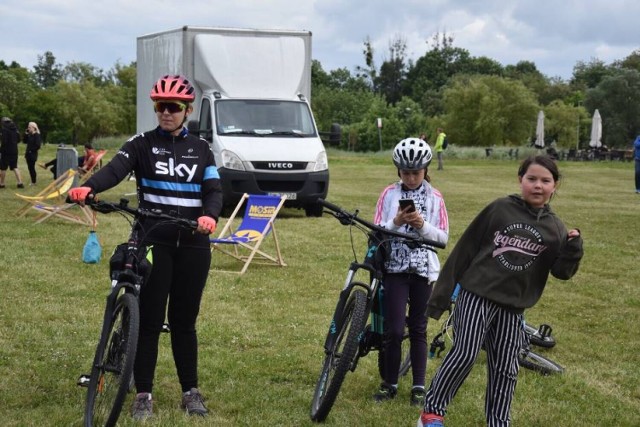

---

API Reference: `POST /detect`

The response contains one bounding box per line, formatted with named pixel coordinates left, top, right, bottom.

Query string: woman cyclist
left=69, top=74, right=223, bottom=420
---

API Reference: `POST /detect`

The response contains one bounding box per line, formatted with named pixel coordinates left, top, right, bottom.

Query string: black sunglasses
left=154, top=101, right=187, bottom=114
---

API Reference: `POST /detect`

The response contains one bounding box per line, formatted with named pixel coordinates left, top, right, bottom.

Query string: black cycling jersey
left=84, top=127, right=223, bottom=249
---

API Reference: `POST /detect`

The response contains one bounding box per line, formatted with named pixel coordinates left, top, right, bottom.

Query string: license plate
left=267, top=192, right=296, bottom=200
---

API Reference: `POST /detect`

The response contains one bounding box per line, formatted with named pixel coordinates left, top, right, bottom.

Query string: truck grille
left=252, top=161, right=307, bottom=171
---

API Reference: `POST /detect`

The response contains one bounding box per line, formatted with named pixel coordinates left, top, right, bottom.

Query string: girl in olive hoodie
left=418, top=155, right=583, bottom=427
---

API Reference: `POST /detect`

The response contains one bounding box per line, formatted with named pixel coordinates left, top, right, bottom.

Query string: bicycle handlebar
left=85, top=198, right=198, bottom=230
left=317, top=198, right=446, bottom=249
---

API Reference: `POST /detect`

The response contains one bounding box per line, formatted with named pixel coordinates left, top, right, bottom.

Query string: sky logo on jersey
left=155, top=157, right=197, bottom=182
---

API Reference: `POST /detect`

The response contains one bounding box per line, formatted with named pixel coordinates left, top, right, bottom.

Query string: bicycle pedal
left=77, top=374, right=91, bottom=388
left=537, top=323, right=553, bottom=338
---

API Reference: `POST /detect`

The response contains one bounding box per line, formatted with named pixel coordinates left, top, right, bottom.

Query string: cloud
left=1, top=0, right=638, bottom=80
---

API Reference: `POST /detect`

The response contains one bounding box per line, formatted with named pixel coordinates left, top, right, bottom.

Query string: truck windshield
left=216, top=100, right=317, bottom=137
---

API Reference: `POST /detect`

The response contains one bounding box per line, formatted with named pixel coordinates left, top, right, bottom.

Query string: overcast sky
left=1, top=0, right=638, bottom=81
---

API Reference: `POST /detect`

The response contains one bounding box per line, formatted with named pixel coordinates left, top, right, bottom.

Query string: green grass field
left=1, top=145, right=638, bottom=426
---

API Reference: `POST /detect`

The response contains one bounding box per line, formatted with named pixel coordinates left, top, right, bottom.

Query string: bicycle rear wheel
left=310, top=288, right=368, bottom=422
left=396, top=329, right=412, bottom=377
left=518, top=348, right=564, bottom=375
left=85, top=292, right=139, bottom=427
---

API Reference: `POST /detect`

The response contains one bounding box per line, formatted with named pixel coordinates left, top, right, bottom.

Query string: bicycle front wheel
left=518, top=348, right=564, bottom=375
left=310, top=287, right=368, bottom=422
left=85, top=292, right=139, bottom=427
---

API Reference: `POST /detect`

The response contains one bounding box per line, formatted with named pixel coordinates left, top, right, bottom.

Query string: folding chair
left=14, top=168, right=78, bottom=217
left=211, top=193, right=287, bottom=274
left=14, top=168, right=95, bottom=226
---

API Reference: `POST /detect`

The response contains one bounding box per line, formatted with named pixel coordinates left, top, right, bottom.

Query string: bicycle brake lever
left=335, top=212, right=353, bottom=226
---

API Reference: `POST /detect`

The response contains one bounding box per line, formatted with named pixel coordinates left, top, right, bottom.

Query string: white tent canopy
left=589, top=109, right=602, bottom=148
left=534, top=110, right=545, bottom=148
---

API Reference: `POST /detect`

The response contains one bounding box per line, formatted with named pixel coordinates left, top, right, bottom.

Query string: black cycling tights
left=133, top=244, right=211, bottom=394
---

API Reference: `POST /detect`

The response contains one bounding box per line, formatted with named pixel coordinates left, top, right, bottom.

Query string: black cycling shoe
left=372, top=383, right=397, bottom=402
left=410, top=386, right=426, bottom=406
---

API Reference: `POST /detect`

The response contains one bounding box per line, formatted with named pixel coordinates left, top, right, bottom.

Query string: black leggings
left=381, top=273, right=432, bottom=387
left=133, top=244, right=211, bottom=394
left=25, top=152, right=38, bottom=184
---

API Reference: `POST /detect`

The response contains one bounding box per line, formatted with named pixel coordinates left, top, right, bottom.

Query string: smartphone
left=399, top=198, right=416, bottom=213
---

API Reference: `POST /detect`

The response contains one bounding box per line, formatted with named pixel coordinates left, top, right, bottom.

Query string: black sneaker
left=17, top=183, right=24, bottom=189
left=181, top=388, right=208, bottom=416
left=410, top=386, right=426, bottom=406
left=372, top=383, right=397, bottom=402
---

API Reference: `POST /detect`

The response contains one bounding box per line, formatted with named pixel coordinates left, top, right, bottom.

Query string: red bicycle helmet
left=150, top=75, right=196, bottom=102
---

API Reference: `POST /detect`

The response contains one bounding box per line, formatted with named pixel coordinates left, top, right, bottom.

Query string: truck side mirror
left=187, top=120, right=213, bottom=142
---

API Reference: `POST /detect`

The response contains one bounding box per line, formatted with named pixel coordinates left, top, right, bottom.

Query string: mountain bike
left=425, top=287, right=564, bottom=376
left=309, top=199, right=446, bottom=422
left=75, top=198, right=197, bottom=427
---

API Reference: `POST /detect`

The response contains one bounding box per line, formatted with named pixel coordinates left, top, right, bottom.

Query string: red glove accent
left=197, top=216, right=217, bottom=234
left=68, top=187, right=92, bottom=203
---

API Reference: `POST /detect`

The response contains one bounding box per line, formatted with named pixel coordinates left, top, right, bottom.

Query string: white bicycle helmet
left=392, top=137, right=432, bottom=170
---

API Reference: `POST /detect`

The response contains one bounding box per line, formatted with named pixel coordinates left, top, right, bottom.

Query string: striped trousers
left=425, top=288, right=524, bottom=427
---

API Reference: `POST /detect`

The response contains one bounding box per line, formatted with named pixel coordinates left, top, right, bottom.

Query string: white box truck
left=136, top=26, right=329, bottom=216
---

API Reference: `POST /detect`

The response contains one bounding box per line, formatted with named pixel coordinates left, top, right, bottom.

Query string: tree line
left=1, top=33, right=639, bottom=151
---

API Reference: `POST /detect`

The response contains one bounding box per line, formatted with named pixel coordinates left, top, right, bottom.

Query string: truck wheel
left=304, top=203, right=323, bottom=217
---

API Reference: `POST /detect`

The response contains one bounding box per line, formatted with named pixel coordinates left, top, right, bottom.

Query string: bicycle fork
left=322, top=266, right=375, bottom=353
left=77, top=284, right=136, bottom=388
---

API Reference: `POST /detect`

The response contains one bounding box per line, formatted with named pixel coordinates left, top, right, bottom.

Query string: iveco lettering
left=268, top=163, right=294, bottom=169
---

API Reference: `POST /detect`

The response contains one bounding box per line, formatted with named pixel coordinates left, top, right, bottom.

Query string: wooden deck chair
left=14, top=169, right=95, bottom=226
left=79, top=149, right=107, bottom=183
left=14, top=168, right=78, bottom=217
left=30, top=198, right=96, bottom=226
left=211, top=193, right=287, bottom=274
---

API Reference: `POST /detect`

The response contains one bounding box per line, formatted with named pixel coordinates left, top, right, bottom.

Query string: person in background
left=634, top=134, right=640, bottom=194
left=434, top=128, right=446, bottom=171
left=0, top=117, right=25, bottom=189
left=69, top=74, right=223, bottom=420
left=24, top=122, right=42, bottom=186
left=77, top=143, right=96, bottom=173
left=40, top=143, right=96, bottom=178
left=417, top=154, right=583, bottom=427
left=372, top=137, right=449, bottom=407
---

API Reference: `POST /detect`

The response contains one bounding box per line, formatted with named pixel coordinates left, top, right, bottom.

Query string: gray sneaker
left=181, top=388, right=208, bottom=416
left=131, top=392, right=153, bottom=420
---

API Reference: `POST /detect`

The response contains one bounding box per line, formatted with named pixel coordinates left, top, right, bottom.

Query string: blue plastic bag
left=82, top=230, right=102, bottom=264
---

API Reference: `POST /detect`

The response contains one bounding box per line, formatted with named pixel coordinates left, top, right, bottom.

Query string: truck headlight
left=221, top=150, right=245, bottom=171
left=313, top=151, right=328, bottom=172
